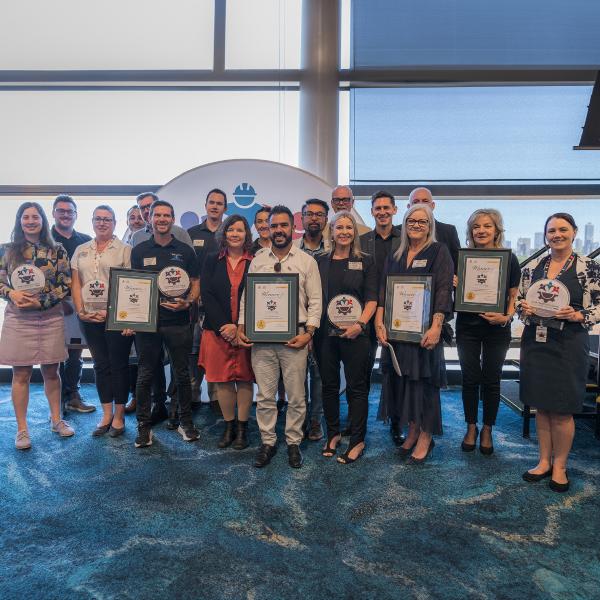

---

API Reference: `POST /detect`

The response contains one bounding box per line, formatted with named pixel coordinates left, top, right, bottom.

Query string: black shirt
left=188, top=220, right=219, bottom=272
left=327, top=258, right=348, bottom=300
left=373, top=232, right=395, bottom=282
left=131, top=235, right=199, bottom=326
left=51, top=226, right=92, bottom=260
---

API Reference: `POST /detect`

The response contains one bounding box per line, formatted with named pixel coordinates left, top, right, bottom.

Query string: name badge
left=193, top=239, right=205, bottom=247
left=348, top=262, right=362, bottom=271
left=412, top=259, right=427, bottom=268
left=143, top=257, right=157, bottom=266
left=535, top=325, right=548, bottom=343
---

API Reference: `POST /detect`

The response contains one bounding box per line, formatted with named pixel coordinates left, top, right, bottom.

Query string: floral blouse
left=516, top=253, right=600, bottom=330
left=0, top=241, right=71, bottom=310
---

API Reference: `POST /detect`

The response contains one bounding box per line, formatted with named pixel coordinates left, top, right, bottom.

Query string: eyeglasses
left=302, top=211, right=327, bottom=218
left=332, top=197, right=352, bottom=205
left=55, top=209, right=76, bottom=216
left=93, top=217, right=114, bottom=224
left=274, top=262, right=282, bottom=273
left=406, top=218, right=429, bottom=228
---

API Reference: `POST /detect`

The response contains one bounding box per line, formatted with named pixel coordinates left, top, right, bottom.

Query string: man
left=130, top=192, right=193, bottom=248
left=51, top=194, right=95, bottom=413
left=238, top=206, right=322, bottom=469
left=330, top=185, right=371, bottom=236
left=292, top=199, right=331, bottom=441
left=187, top=188, right=228, bottom=413
left=130, top=200, right=200, bottom=447
left=407, top=187, right=461, bottom=270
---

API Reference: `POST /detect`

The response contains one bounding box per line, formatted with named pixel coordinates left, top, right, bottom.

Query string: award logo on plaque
left=525, top=278, right=570, bottom=318
left=82, top=279, right=108, bottom=311
left=158, top=266, right=190, bottom=303
left=10, top=264, right=45, bottom=295
left=327, top=294, right=362, bottom=334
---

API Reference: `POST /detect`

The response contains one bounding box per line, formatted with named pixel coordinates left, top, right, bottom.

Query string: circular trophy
left=82, top=278, right=109, bottom=311
left=327, top=294, right=363, bottom=333
left=158, top=266, right=190, bottom=301
left=525, top=278, right=570, bottom=318
left=10, top=264, right=45, bottom=295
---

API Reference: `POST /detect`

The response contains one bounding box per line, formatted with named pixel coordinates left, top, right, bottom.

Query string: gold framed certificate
left=106, top=268, right=159, bottom=332
left=384, top=274, right=433, bottom=343
left=245, top=273, right=299, bottom=342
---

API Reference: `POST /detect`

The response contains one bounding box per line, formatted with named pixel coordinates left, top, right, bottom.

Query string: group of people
left=1, top=186, right=599, bottom=493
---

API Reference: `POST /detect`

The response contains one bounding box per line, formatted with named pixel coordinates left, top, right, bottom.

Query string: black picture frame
left=455, top=248, right=512, bottom=314
left=245, top=273, right=299, bottom=342
left=106, top=268, right=159, bottom=332
left=385, top=274, right=433, bottom=343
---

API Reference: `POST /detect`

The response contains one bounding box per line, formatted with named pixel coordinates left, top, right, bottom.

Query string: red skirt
left=199, top=329, right=254, bottom=383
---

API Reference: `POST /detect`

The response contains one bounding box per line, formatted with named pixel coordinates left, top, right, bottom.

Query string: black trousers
left=456, top=320, right=511, bottom=427
left=315, top=334, right=371, bottom=447
left=60, top=348, right=82, bottom=397
left=136, top=324, right=193, bottom=428
left=80, top=321, right=133, bottom=405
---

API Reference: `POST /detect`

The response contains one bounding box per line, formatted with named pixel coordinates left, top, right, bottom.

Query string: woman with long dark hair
left=518, top=213, right=600, bottom=492
left=0, top=202, right=73, bottom=449
left=199, top=214, right=255, bottom=450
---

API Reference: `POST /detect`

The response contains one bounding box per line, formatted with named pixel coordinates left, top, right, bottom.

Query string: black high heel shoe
left=321, top=434, right=341, bottom=458
left=409, top=439, right=435, bottom=464
left=461, top=426, right=479, bottom=452
left=397, top=440, right=417, bottom=457
left=337, top=441, right=365, bottom=464
left=479, top=426, right=494, bottom=456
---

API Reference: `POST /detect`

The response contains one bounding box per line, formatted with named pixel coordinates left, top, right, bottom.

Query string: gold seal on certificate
left=10, top=264, right=45, bottom=295
left=82, top=279, right=108, bottom=311
left=327, top=294, right=362, bottom=334
left=525, top=278, right=570, bottom=318
left=158, top=266, right=190, bottom=301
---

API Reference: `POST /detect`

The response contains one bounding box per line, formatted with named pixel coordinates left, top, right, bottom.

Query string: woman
left=375, top=205, right=453, bottom=462
left=315, top=211, right=377, bottom=464
left=122, top=205, right=145, bottom=245
left=456, top=209, right=520, bottom=455
left=0, top=202, right=72, bottom=449
left=250, top=205, right=272, bottom=255
left=71, top=205, right=133, bottom=437
left=518, top=213, right=600, bottom=492
left=199, top=214, right=255, bottom=449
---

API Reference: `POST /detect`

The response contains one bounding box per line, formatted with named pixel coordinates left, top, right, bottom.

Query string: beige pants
left=251, top=343, right=308, bottom=446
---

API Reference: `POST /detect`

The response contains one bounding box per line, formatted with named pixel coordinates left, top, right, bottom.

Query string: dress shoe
left=479, top=426, right=494, bottom=455
left=549, top=469, right=569, bottom=492
left=390, top=421, right=404, bottom=447
left=66, top=392, right=96, bottom=413
left=409, top=439, right=435, bottom=464
left=92, top=421, right=112, bottom=437
left=150, top=402, right=168, bottom=426
left=124, top=397, right=136, bottom=414
left=108, top=424, right=126, bottom=438
left=522, top=468, right=553, bottom=483
left=254, top=444, right=277, bottom=468
left=287, top=444, right=303, bottom=468
left=232, top=420, right=249, bottom=450
left=307, top=420, right=324, bottom=441
left=461, top=426, right=479, bottom=452
left=397, top=441, right=417, bottom=457
left=218, top=420, right=236, bottom=448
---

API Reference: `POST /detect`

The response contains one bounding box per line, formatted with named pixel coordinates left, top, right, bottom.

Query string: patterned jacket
left=516, top=253, right=600, bottom=330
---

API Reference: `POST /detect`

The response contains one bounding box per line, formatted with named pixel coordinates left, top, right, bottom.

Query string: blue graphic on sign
left=226, top=182, right=261, bottom=225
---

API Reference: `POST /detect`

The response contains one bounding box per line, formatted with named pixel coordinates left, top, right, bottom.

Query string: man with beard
left=238, top=206, right=322, bottom=468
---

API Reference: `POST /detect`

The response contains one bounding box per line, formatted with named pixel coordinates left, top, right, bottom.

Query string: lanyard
left=542, top=253, right=575, bottom=280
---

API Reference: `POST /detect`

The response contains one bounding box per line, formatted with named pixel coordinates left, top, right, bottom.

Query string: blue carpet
left=1, top=383, right=599, bottom=600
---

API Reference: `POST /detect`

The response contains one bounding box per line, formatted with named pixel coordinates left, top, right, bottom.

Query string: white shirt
left=71, top=236, right=132, bottom=284
left=238, top=245, right=322, bottom=328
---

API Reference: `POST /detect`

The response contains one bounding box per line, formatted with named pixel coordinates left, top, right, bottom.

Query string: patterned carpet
left=1, top=382, right=599, bottom=600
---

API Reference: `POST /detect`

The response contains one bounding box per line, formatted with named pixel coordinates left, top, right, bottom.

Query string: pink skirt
left=0, top=303, right=67, bottom=366
left=199, top=329, right=254, bottom=383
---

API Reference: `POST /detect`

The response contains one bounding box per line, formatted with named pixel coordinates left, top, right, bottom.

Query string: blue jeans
left=305, top=351, right=323, bottom=423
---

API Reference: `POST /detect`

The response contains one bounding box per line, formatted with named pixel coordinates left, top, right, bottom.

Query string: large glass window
left=351, top=86, right=598, bottom=183
left=0, top=90, right=299, bottom=185
left=0, top=0, right=215, bottom=70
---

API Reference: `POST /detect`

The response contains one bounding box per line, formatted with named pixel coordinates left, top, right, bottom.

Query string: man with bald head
left=407, top=187, right=460, bottom=271
left=330, top=185, right=371, bottom=236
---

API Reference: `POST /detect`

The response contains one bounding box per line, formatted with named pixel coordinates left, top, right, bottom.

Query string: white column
left=299, top=0, right=340, bottom=186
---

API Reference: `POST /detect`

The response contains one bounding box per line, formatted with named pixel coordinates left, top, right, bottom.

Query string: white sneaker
left=51, top=419, right=75, bottom=437
left=15, top=430, right=32, bottom=450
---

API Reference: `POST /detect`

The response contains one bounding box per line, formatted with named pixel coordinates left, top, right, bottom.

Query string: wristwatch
left=357, top=321, right=368, bottom=333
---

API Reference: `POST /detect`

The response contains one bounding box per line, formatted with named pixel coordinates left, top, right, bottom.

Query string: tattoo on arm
left=432, top=313, right=444, bottom=327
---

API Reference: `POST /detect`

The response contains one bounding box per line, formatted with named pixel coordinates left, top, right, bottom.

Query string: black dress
left=520, top=260, right=589, bottom=414
left=378, top=242, right=454, bottom=435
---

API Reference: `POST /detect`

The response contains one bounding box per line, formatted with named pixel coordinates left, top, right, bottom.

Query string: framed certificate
left=385, top=274, right=433, bottom=343
left=245, top=273, right=299, bottom=342
left=106, top=268, right=159, bottom=332
left=455, top=248, right=512, bottom=314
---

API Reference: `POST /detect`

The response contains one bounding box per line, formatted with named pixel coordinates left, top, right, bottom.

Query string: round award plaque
left=82, top=279, right=109, bottom=311
left=327, top=294, right=363, bottom=329
left=10, top=264, right=45, bottom=294
left=158, top=266, right=190, bottom=299
left=525, top=278, right=570, bottom=318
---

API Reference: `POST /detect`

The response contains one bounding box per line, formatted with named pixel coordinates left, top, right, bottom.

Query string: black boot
left=232, top=420, right=249, bottom=450
left=218, top=419, right=236, bottom=448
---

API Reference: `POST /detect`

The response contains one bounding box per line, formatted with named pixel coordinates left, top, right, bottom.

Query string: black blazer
left=316, top=253, right=378, bottom=332
left=201, top=252, right=251, bottom=332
